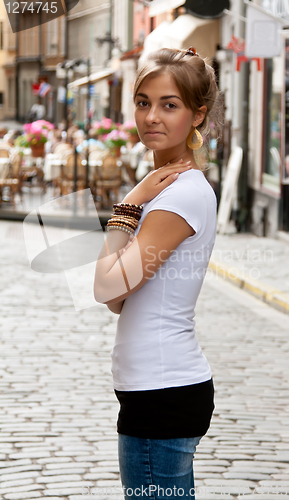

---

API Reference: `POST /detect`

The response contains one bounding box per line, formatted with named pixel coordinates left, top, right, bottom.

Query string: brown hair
left=133, top=48, right=222, bottom=140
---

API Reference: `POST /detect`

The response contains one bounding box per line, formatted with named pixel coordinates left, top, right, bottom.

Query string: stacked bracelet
left=112, top=203, right=143, bottom=222
left=106, top=202, right=144, bottom=235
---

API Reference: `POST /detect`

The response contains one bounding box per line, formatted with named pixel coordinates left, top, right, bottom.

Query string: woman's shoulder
left=143, top=169, right=216, bottom=222
left=160, top=168, right=214, bottom=199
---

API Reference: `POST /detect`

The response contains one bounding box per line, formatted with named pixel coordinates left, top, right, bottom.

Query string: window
left=8, top=29, right=16, bottom=50
left=60, top=16, right=65, bottom=56
left=284, top=37, right=289, bottom=182
left=262, top=58, right=282, bottom=192
left=8, top=78, right=15, bottom=109
left=0, top=92, right=4, bottom=106
left=47, top=19, right=58, bottom=56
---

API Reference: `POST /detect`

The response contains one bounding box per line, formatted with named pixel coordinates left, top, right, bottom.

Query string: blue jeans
left=118, top=434, right=203, bottom=499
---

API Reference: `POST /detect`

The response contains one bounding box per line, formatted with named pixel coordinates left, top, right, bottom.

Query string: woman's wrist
left=121, top=193, right=144, bottom=206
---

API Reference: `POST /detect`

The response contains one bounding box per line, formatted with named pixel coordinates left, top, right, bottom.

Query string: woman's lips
left=145, top=132, right=164, bottom=135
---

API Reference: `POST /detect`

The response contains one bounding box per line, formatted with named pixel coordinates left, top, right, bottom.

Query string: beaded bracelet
left=113, top=210, right=142, bottom=221
left=107, top=224, right=135, bottom=235
left=109, top=216, right=139, bottom=228
left=106, top=202, right=143, bottom=237
left=108, top=222, right=138, bottom=232
left=113, top=203, right=144, bottom=210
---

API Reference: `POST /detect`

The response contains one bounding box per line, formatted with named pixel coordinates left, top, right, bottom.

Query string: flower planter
left=31, top=143, right=45, bottom=158
left=112, top=146, right=121, bottom=157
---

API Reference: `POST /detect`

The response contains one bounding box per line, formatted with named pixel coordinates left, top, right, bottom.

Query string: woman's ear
left=192, top=106, right=207, bottom=128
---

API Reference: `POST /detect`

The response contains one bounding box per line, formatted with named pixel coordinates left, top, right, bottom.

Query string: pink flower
left=101, top=118, right=113, bottom=128
left=119, top=130, right=129, bottom=140
left=23, top=123, right=32, bottom=133
left=106, top=130, right=118, bottom=140
left=105, top=129, right=128, bottom=142
left=123, top=120, right=136, bottom=130
left=34, top=119, right=54, bottom=130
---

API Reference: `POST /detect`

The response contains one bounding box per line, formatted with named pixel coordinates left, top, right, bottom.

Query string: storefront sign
left=245, top=2, right=283, bottom=58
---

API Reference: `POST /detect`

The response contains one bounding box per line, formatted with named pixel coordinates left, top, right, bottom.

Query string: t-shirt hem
left=112, top=371, right=212, bottom=392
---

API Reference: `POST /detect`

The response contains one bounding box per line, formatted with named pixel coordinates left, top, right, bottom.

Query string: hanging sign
left=245, top=2, right=283, bottom=58
left=227, top=35, right=262, bottom=71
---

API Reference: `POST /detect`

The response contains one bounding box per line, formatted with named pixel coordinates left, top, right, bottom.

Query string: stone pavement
left=210, top=232, right=289, bottom=315
left=0, top=220, right=289, bottom=500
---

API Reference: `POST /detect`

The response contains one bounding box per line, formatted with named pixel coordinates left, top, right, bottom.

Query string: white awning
left=138, top=20, right=172, bottom=65
left=149, top=0, right=185, bottom=17
left=139, top=14, right=220, bottom=66
left=68, top=68, right=114, bottom=89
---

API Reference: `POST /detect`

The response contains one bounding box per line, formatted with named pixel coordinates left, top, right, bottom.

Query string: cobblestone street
left=0, top=221, right=289, bottom=500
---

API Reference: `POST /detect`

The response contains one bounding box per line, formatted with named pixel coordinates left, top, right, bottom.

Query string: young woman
left=94, top=47, right=220, bottom=499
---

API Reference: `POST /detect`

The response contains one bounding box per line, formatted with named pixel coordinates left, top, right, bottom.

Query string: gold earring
left=187, top=128, right=203, bottom=150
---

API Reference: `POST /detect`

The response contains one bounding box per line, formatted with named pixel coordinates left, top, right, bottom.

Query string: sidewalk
left=1, top=220, right=289, bottom=499
left=209, top=231, right=289, bottom=315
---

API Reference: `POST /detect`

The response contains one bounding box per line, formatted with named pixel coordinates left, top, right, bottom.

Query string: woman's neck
left=153, top=144, right=199, bottom=170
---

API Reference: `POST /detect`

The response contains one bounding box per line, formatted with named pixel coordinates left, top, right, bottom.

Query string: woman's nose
left=145, top=106, right=160, bottom=124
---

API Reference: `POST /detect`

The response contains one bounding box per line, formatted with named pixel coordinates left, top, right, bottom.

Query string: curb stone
left=208, top=260, right=289, bottom=315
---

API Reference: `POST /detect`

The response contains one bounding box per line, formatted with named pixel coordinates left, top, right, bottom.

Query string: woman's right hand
left=122, top=159, right=193, bottom=205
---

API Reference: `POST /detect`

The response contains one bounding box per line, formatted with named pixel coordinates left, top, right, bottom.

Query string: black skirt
left=114, top=377, right=215, bottom=439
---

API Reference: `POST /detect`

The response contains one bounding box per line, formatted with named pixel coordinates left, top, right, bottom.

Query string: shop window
left=47, top=19, right=58, bottom=56
left=8, top=78, right=15, bottom=109
left=262, top=58, right=282, bottom=192
left=284, top=38, right=289, bottom=183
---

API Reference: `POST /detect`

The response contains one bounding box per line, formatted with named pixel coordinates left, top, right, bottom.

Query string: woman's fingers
left=157, top=171, right=180, bottom=189
left=157, top=162, right=192, bottom=179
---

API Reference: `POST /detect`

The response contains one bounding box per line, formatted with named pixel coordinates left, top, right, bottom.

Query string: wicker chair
left=53, top=143, right=73, bottom=157
left=96, top=155, right=122, bottom=208
left=0, top=147, right=11, bottom=158
left=0, top=151, right=22, bottom=208
left=58, top=152, right=87, bottom=196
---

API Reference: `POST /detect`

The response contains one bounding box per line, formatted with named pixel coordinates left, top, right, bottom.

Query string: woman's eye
left=165, top=103, right=177, bottom=109
left=136, top=101, right=148, bottom=107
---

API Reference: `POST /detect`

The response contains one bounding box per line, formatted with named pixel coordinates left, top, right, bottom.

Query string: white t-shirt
left=111, top=168, right=217, bottom=391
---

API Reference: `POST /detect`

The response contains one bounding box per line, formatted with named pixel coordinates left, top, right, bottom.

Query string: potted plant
left=21, top=120, right=54, bottom=157
left=122, top=120, right=139, bottom=145
left=91, top=118, right=117, bottom=139
left=103, top=129, right=129, bottom=157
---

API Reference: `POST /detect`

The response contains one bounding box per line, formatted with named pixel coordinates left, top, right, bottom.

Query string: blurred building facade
left=0, top=0, right=288, bottom=234
left=67, top=0, right=134, bottom=125
left=217, top=0, right=288, bottom=236
left=16, top=14, right=66, bottom=123
left=0, top=1, right=17, bottom=121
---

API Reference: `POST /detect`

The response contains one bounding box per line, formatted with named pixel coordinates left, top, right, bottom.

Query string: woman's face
left=134, top=72, right=195, bottom=151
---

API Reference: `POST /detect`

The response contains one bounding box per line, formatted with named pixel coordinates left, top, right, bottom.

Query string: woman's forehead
left=137, top=72, right=180, bottom=96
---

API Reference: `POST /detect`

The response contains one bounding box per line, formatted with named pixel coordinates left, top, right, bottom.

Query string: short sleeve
left=145, top=177, right=207, bottom=235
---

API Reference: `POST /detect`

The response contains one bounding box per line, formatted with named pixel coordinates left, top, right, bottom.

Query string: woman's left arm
left=94, top=208, right=195, bottom=305
left=94, top=160, right=194, bottom=306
